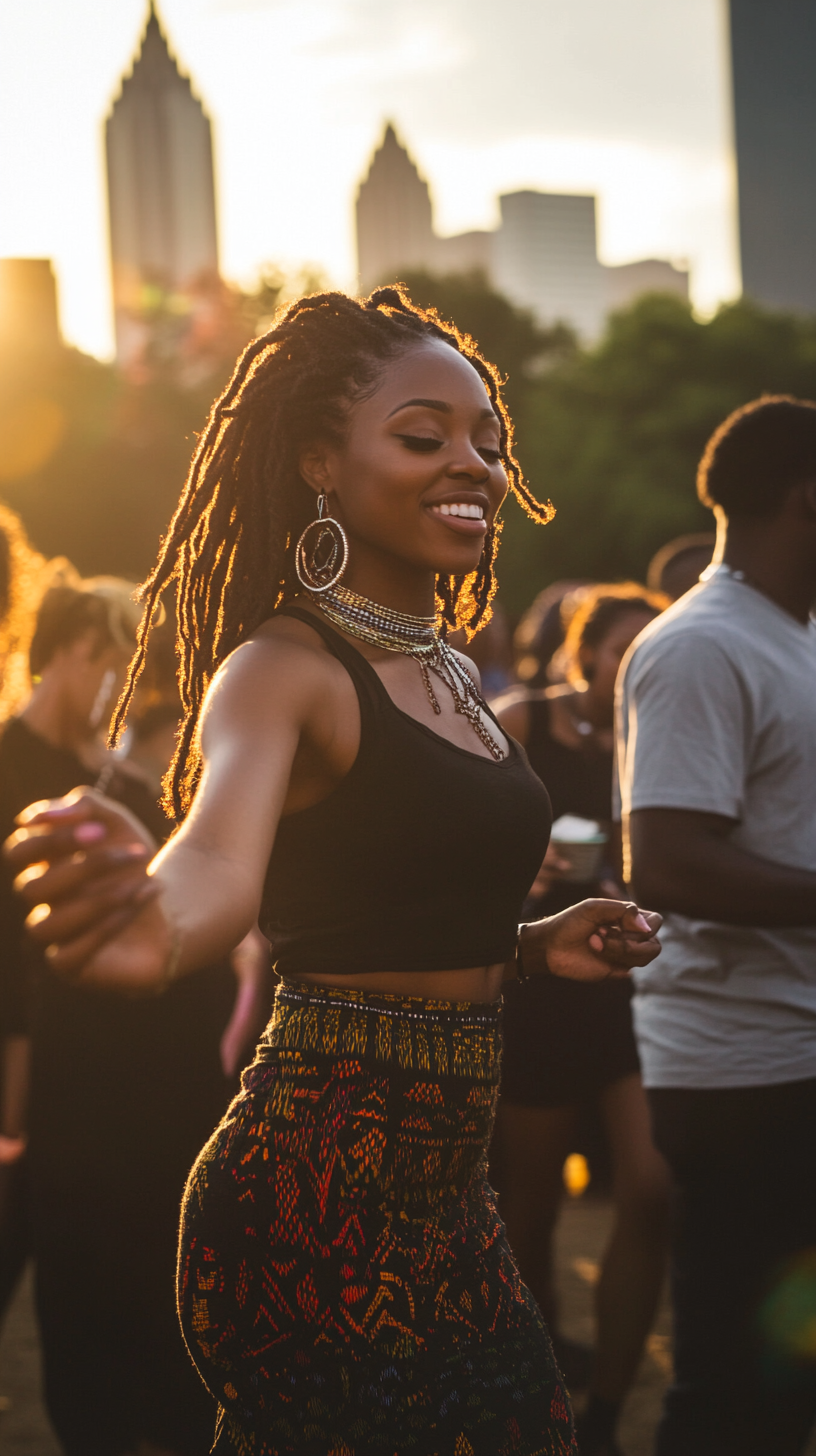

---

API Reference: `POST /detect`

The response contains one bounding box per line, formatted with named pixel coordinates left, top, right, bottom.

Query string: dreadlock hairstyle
left=112, top=286, right=554, bottom=818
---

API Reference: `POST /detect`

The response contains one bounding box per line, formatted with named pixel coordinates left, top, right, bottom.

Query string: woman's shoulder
left=202, top=610, right=356, bottom=735
left=219, top=612, right=339, bottom=679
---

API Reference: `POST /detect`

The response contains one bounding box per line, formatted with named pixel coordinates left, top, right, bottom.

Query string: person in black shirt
left=493, top=583, right=670, bottom=1456
left=0, top=576, right=242, bottom=1456
left=0, top=505, right=45, bottom=1342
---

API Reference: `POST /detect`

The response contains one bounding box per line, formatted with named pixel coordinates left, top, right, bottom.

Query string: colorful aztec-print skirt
left=178, top=981, right=576, bottom=1456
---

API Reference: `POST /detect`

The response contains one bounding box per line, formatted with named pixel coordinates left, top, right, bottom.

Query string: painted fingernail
left=111, top=845, right=148, bottom=862
left=74, top=823, right=106, bottom=844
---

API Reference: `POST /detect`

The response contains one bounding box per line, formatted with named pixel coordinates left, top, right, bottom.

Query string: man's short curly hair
left=697, top=395, right=816, bottom=518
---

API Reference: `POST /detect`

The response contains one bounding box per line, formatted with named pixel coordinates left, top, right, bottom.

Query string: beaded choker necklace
left=311, top=583, right=505, bottom=761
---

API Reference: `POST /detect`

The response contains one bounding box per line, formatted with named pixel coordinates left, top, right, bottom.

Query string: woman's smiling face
left=299, top=340, right=509, bottom=581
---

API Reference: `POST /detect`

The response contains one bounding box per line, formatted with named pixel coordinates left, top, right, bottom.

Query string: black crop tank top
left=259, top=607, right=552, bottom=977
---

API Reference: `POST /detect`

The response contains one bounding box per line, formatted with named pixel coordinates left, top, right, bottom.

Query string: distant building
left=105, top=2, right=219, bottom=365
left=729, top=0, right=816, bottom=313
left=356, top=125, right=436, bottom=294
left=0, top=259, right=61, bottom=352
left=356, top=125, right=494, bottom=294
left=434, top=230, right=493, bottom=278
left=605, top=258, right=689, bottom=313
left=355, top=125, right=690, bottom=339
left=492, top=192, right=607, bottom=340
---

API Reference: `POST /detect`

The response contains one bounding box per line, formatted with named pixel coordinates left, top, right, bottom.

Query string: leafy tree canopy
left=0, top=268, right=322, bottom=581
left=498, top=294, right=816, bottom=614
left=395, top=269, right=575, bottom=413
left=3, top=271, right=816, bottom=625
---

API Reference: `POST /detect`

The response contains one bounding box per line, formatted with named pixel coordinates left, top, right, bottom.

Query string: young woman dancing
left=6, top=289, right=661, bottom=1456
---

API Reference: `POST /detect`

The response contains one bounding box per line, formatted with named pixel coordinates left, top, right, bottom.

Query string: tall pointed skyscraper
left=355, top=125, right=437, bottom=294
left=106, top=3, right=219, bottom=363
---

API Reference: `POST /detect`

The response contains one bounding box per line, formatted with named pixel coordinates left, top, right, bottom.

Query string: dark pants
left=33, top=1177, right=217, bottom=1456
left=649, top=1078, right=816, bottom=1456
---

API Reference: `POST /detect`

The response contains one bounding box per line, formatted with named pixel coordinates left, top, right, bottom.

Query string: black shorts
left=501, top=974, right=640, bottom=1108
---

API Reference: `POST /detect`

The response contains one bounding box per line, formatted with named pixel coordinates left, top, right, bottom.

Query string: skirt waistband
left=256, top=980, right=502, bottom=1082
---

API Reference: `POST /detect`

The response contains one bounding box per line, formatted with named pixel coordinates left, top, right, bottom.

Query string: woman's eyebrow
left=386, top=398, right=499, bottom=422
left=386, top=397, right=451, bottom=418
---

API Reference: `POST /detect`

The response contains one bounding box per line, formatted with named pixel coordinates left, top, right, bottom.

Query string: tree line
left=3, top=268, right=816, bottom=616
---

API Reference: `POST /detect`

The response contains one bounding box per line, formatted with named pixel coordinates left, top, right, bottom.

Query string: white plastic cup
left=550, top=835, right=608, bottom=884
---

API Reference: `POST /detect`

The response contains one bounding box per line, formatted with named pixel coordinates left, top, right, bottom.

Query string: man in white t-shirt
left=617, top=396, right=816, bottom=1456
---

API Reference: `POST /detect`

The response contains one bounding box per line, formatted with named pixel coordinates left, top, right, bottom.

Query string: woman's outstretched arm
left=5, top=630, right=337, bottom=994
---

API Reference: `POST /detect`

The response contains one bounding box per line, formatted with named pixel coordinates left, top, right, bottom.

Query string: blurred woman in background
left=0, top=504, right=45, bottom=1329
left=0, top=503, right=47, bottom=724
left=493, top=583, right=671, bottom=1456
left=0, top=574, right=264, bottom=1456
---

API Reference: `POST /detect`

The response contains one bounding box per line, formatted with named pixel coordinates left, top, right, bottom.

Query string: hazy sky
left=0, top=0, right=739, bottom=359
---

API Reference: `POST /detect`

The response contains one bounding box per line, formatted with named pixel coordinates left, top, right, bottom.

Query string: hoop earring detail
left=295, top=493, right=349, bottom=593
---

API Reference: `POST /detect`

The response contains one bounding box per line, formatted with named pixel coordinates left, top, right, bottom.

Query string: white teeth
left=436, top=502, right=484, bottom=519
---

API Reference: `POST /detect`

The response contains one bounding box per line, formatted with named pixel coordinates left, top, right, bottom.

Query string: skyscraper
left=729, top=0, right=816, bottom=313
left=106, top=2, right=219, bottom=363
left=492, top=192, right=607, bottom=340
left=355, top=125, right=436, bottom=294
left=0, top=259, right=61, bottom=353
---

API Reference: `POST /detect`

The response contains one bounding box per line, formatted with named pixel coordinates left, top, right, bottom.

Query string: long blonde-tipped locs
left=295, top=493, right=349, bottom=593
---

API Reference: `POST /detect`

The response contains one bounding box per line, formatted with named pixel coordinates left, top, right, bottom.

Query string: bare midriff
left=287, top=963, right=509, bottom=1003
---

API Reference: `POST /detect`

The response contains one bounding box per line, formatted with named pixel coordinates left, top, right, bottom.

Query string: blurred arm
left=220, top=926, right=274, bottom=1078
left=0, top=1034, right=29, bottom=1164
left=629, top=807, right=816, bottom=926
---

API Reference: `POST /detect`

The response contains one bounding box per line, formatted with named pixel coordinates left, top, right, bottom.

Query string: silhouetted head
left=30, top=576, right=142, bottom=736
left=513, top=580, right=591, bottom=687
left=697, top=396, right=816, bottom=519
left=647, top=533, right=715, bottom=601
left=115, top=286, right=553, bottom=816
left=563, top=583, right=668, bottom=707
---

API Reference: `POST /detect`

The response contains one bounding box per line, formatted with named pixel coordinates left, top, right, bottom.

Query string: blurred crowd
left=0, top=392, right=815, bottom=1456
left=0, top=532, right=272, bottom=1455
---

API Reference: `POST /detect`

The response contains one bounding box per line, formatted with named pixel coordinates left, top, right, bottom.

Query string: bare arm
left=6, top=627, right=350, bottom=992
left=0, top=1035, right=29, bottom=1165
left=220, top=927, right=273, bottom=1078
left=628, top=808, right=816, bottom=926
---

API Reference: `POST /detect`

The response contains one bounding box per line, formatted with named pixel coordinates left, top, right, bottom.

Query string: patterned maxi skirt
left=178, top=981, right=576, bottom=1456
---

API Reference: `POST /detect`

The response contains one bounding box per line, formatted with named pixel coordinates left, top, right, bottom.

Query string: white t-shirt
left=616, top=569, right=816, bottom=1089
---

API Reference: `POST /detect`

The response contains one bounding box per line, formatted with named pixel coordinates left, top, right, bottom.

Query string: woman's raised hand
left=521, top=899, right=662, bottom=982
left=4, top=787, right=173, bottom=994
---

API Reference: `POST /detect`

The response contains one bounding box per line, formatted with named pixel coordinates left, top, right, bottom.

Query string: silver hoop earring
left=295, top=493, right=349, bottom=593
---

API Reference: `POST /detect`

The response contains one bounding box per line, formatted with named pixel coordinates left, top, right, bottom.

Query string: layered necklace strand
left=310, top=583, right=505, bottom=761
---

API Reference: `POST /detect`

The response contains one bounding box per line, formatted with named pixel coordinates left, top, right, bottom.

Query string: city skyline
left=356, top=125, right=688, bottom=338
left=0, top=0, right=738, bottom=359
